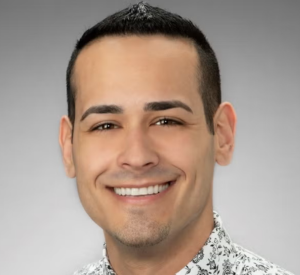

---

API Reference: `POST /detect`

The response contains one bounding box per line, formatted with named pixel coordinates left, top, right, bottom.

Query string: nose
left=117, top=128, right=159, bottom=173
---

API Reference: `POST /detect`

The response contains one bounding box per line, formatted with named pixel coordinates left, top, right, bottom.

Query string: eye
left=154, top=118, right=182, bottom=126
left=92, top=123, right=119, bottom=131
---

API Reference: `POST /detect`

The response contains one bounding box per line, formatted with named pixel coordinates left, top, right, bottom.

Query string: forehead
left=73, top=35, right=201, bottom=113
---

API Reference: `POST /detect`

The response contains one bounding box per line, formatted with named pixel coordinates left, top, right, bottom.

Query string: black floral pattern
left=73, top=212, right=294, bottom=275
left=207, top=259, right=217, bottom=272
left=196, top=265, right=209, bottom=275
left=193, top=249, right=204, bottom=263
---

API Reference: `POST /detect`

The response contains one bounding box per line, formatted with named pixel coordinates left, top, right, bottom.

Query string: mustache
left=107, top=166, right=178, bottom=182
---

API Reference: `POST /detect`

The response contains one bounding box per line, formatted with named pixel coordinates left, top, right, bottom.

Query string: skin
left=59, top=35, right=236, bottom=275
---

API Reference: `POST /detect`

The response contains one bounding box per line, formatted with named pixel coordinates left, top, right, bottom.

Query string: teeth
left=114, top=183, right=170, bottom=196
left=139, top=187, right=148, bottom=195
left=132, top=188, right=139, bottom=196
left=147, top=186, right=154, bottom=194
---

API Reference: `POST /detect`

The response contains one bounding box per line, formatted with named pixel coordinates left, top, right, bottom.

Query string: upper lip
left=107, top=180, right=176, bottom=189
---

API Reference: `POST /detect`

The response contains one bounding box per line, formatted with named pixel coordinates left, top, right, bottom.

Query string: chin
left=110, top=221, right=171, bottom=248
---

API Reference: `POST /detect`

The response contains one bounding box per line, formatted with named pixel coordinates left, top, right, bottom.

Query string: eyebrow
left=80, top=105, right=123, bottom=121
left=144, top=100, right=193, bottom=113
left=80, top=100, right=193, bottom=121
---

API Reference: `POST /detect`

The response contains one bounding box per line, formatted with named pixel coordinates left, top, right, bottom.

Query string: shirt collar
left=176, top=211, right=233, bottom=275
left=102, top=211, right=233, bottom=275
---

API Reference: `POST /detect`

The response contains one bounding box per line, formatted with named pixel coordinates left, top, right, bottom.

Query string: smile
left=114, top=182, right=171, bottom=196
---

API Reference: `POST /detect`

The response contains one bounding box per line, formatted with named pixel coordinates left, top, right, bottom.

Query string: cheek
left=72, top=135, right=119, bottom=227
left=163, top=131, right=214, bottom=200
left=73, top=135, right=117, bottom=183
left=157, top=130, right=213, bottom=175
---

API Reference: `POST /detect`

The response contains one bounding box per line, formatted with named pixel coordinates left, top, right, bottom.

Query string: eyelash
left=92, top=118, right=182, bottom=132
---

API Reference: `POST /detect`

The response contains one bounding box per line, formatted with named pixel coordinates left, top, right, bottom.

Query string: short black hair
left=66, top=1, right=221, bottom=134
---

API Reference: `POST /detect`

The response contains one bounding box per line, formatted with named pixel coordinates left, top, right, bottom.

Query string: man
left=59, top=2, right=294, bottom=275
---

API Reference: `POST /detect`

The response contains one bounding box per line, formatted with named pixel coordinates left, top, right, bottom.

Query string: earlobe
left=214, top=102, right=237, bottom=166
left=59, top=116, right=76, bottom=178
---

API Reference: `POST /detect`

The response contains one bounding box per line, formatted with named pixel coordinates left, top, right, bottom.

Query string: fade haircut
left=66, top=1, right=221, bottom=134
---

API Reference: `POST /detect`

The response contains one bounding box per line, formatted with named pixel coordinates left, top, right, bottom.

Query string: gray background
left=0, top=1, right=299, bottom=274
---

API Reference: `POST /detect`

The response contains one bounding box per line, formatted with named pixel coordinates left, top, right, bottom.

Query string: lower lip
left=110, top=181, right=176, bottom=204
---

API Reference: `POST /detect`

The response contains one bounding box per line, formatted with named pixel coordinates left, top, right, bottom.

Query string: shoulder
left=231, top=243, right=294, bottom=275
left=73, top=259, right=104, bottom=275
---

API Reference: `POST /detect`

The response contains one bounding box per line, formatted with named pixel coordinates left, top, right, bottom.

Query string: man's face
left=70, top=35, right=215, bottom=247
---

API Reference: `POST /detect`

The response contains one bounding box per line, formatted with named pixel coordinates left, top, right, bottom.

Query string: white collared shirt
left=73, top=212, right=294, bottom=275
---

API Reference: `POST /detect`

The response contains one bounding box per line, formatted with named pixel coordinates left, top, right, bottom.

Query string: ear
left=59, top=116, right=76, bottom=178
left=214, top=102, right=237, bottom=166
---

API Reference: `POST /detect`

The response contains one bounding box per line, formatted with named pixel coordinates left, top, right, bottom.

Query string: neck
left=104, top=202, right=214, bottom=275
